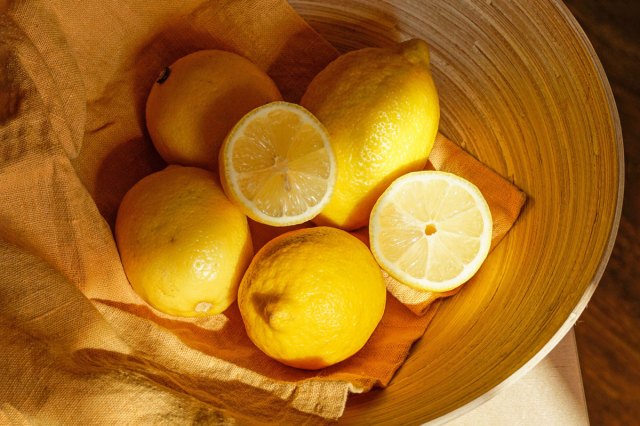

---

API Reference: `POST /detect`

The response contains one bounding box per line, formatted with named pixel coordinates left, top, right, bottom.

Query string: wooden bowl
left=289, top=0, right=623, bottom=423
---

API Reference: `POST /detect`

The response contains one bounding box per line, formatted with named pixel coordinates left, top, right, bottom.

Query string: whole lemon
left=238, top=226, right=386, bottom=370
left=145, top=50, right=282, bottom=170
left=301, top=39, right=440, bottom=230
left=115, top=165, right=253, bottom=316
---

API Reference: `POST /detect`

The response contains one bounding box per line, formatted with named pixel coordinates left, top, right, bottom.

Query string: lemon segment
left=369, top=171, right=493, bottom=292
left=220, top=102, right=336, bottom=226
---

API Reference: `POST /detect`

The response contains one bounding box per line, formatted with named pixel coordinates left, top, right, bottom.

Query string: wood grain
left=288, top=0, right=624, bottom=423
left=562, top=1, right=640, bottom=425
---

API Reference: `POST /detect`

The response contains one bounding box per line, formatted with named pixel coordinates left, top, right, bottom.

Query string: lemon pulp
left=370, top=171, right=493, bottom=292
left=220, top=101, right=336, bottom=226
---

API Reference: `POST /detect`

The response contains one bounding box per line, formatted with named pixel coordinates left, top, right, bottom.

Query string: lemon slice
left=369, top=171, right=493, bottom=292
left=219, top=101, right=336, bottom=226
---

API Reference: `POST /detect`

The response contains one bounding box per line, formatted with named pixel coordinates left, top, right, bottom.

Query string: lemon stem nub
left=425, top=223, right=437, bottom=236
left=156, top=67, right=171, bottom=84
left=195, top=302, right=212, bottom=313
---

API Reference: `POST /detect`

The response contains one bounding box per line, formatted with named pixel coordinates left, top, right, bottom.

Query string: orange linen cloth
left=0, top=0, right=525, bottom=424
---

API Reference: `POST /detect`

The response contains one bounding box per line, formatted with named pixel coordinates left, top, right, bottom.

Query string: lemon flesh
left=301, top=39, right=440, bottom=230
left=238, top=226, right=386, bottom=370
left=369, top=171, right=493, bottom=292
left=219, top=102, right=336, bottom=226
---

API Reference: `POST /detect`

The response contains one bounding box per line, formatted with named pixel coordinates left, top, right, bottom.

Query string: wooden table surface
left=560, top=1, right=640, bottom=425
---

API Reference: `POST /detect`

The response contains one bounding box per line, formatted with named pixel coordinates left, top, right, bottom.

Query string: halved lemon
left=219, top=102, right=336, bottom=226
left=369, top=171, right=493, bottom=292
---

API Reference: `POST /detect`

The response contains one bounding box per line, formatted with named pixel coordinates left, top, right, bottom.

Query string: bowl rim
left=425, top=1, right=624, bottom=423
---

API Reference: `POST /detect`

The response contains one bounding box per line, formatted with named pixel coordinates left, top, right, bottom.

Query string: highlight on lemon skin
left=237, top=226, right=386, bottom=370
left=115, top=165, right=253, bottom=317
left=219, top=101, right=337, bottom=227
left=369, top=171, right=493, bottom=293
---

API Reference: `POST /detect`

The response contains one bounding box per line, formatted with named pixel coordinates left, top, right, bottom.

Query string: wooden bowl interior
left=289, top=0, right=623, bottom=423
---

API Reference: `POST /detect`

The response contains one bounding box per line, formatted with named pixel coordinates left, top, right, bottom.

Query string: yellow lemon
left=300, top=39, right=440, bottom=230
left=369, top=171, right=493, bottom=292
left=115, top=165, right=253, bottom=316
left=238, top=226, right=386, bottom=370
left=219, top=101, right=336, bottom=227
left=145, top=50, right=282, bottom=170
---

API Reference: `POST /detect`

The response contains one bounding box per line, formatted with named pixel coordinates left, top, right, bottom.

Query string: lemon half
left=219, top=101, right=336, bottom=226
left=369, top=171, right=493, bottom=292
